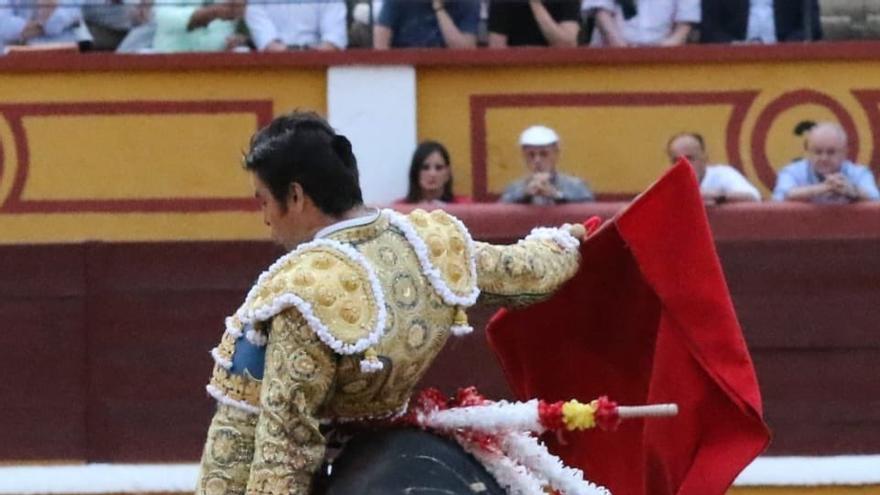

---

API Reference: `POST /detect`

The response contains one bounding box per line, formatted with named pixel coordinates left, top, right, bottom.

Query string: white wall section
left=327, top=65, right=417, bottom=205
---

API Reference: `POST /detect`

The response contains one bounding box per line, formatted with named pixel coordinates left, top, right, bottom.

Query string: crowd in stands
left=0, top=0, right=826, bottom=53
left=398, top=121, right=880, bottom=206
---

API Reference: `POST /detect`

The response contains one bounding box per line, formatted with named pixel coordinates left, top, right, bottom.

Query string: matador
left=196, top=111, right=596, bottom=494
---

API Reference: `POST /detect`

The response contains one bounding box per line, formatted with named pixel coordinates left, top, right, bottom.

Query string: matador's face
left=252, top=174, right=308, bottom=250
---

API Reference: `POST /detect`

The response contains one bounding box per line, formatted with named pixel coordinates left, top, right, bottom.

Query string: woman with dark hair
left=399, top=140, right=472, bottom=204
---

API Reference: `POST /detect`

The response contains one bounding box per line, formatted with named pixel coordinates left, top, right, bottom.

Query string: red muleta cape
left=486, top=161, right=770, bottom=495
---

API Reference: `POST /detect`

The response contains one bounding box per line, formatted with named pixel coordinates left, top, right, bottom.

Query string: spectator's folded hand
left=264, top=41, right=287, bottom=52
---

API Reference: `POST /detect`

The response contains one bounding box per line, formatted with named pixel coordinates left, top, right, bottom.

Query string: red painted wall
left=2, top=204, right=879, bottom=461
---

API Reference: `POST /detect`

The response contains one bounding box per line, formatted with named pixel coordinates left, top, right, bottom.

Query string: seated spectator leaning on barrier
left=0, top=0, right=86, bottom=50
left=667, top=132, right=761, bottom=204
left=583, top=0, right=700, bottom=47
left=773, top=122, right=880, bottom=203
left=246, top=0, right=347, bottom=51
left=488, top=0, right=580, bottom=47
left=396, top=140, right=472, bottom=205
left=152, top=0, right=244, bottom=52
left=700, top=0, right=822, bottom=43
left=499, top=125, right=594, bottom=205
left=374, top=0, right=479, bottom=49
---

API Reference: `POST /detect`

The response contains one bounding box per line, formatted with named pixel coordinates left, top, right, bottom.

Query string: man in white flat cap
left=499, top=125, right=594, bottom=204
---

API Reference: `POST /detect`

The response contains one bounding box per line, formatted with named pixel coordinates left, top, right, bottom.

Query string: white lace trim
left=205, top=384, right=260, bottom=415
left=524, top=227, right=580, bottom=253
left=503, top=433, right=611, bottom=495
left=245, top=327, right=268, bottom=346
left=420, top=400, right=542, bottom=434
left=385, top=209, right=480, bottom=308
left=450, top=324, right=474, bottom=336
left=224, top=316, right=242, bottom=338
left=466, top=446, right=547, bottom=495
left=230, top=238, right=387, bottom=361
left=421, top=401, right=610, bottom=494
left=359, top=357, right=384, bottom=373
left=209, top=347, right=232, bottom=370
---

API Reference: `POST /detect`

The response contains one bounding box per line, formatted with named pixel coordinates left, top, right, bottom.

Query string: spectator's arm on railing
left=659, top=22, right=693, bottom=46
left=41, top=1, right=82, bottom=37
left=661, top=0, right=699, bottom=46
left=529, top=0, right=578, bottom=47
left=244, top=3, right=278, bottom=50
left=434, top=0, right=477, bottom=49
left=0, top=11, right=29, bottom=43
left=318, top=0, right=348, bottom=49
left=592, top=8, right=628, bottom=47
left=372, top=0, right=394, bottom=49
left=373, top=24, right=392, bottom=49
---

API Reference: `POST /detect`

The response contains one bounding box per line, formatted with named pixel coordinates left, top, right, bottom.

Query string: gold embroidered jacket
left=196, top=209, right=581, bottom=495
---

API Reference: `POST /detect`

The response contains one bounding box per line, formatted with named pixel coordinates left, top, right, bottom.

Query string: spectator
left=667, top=132, right=761, bottom=204
left=488, top=0, right=580, bottom=48
left=82, top=0, right=151, bottom=50
left=499, top=125, right=593, bottom=204
left=152, top=0, right=244, bottom=53
left=115, top=2, right=156, bottom=53
left=583, top=0, right=700, bottom=47
left=246, top=0, right=347, bottom=51
left=773, top=122, right=879, bottom=203
left=397, top=141, right=472, bottom=205
left=0, top=0, right=86, bottom=50
left=374, top=0, right=479, bottom=49
left=700, top=0, right=821, bottom=43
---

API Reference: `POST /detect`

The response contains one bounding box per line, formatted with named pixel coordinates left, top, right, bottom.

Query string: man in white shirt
left=582, top=0, right=700, bottom=47
left=0, top=0, right=85, bottom=50
left=246, top=0, right=347, bottom=51
left=667, top=132, right=761, bottom=204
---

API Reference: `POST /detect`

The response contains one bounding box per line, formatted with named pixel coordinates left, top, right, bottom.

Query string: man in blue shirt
left=772, top=122, right=879, bottom=203
left=374, top=0, right=480, bottom=49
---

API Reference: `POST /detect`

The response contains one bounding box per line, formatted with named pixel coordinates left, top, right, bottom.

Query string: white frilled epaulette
left=386, top=208, right=480, bottom=336
left=228, top=238, right=387, bottom=372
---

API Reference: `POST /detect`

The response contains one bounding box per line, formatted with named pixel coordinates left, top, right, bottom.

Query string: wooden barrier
left=1, top=203, right=878, bottom=461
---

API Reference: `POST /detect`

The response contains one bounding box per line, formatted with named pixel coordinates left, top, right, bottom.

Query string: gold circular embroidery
left=291, top=454, right=307, bottom=470
left=410, top=210, right=429, bottom=227
left=379, top=246, right=398, bottom=266
left=204, top=478, right=227, bottom=495
left=447, top=263, right=464, bottom=283
left=261, top=442, right=283, bottom=463
left=450, top=236, right=465, bottom=254
left=209, top=434, right=235, bottom=463
left=317, top=286, right=337, bottom=307
left=312, top=254, right=335, bottom=270
left=293, top=270, right=316, bottom=287
left=407, top=323, right=426, bottom=349
left=291, top=350, right=316, bottom=378
left=430, top=209, right=452, bottom=224
left=264, top=379, right=288, bottom=409
left=392, top=273, right=418, bottom=308
left=293, top=424, right=313, bottom=443
left=339, top=301, right=362, bottom=324
left=427, top=235, right=446, bottom=258
left=340, top=272, right=361, bottom=292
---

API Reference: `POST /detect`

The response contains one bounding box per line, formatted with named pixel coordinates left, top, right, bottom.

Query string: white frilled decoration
left=212, top=237, right=389, bottom=375
left=385, top=209, right=480, bottom=337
